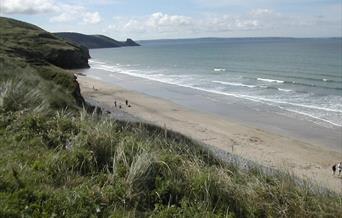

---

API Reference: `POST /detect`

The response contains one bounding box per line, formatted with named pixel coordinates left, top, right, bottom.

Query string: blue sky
left=1, top=0, right=341, bottom=40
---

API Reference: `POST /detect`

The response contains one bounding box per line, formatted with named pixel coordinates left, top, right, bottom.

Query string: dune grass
left=1, top=16, right=341, bottom=215
left=1, top=76, right=341, bottom=217
left=0, top=55, right=84, bottom=112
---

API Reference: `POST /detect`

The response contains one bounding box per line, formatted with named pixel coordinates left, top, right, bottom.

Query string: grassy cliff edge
left=0, top=17, right=341, bottom=217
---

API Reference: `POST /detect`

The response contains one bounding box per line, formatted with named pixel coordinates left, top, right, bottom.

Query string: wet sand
left=77, top=75, right=342, bottom=193
left=80, top=68, right=342, bottom=150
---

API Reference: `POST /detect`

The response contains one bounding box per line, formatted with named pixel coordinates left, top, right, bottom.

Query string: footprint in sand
left=233, top=134, right=263, bottom=145
left=248, top=136, right=263, bottom=144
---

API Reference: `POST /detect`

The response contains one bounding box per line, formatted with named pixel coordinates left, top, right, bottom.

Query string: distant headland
left=54, top=32, right=140, bottom=49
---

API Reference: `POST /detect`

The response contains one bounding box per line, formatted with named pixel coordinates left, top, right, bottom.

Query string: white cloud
left=49, top=5, right=84, bottom=23
left=235, top=19, right=259, bottom=29
left=193, top=0, right=289, bottom=9
left=197, top=14, right=262, bottom=32
left=50, top=4, right=101, bottom=24
left=106, top=11, right=264, bottom=35
left=249, top=8, right=275, bottom=17
left=0, top=0, right=58, bottom=14
left=105, top=9, right=340, bottom=39
left=86, top=0, right=122, bottom=5
left=83, top=12, right=101, bottom=24
left=148, top=12, right=192, bottom=27
left=0, top=0, right=101, bottom=25
left=109, top=12, right=193, bottom=34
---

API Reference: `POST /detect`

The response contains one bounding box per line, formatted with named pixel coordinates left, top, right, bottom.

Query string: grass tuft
left=0, top=80, right=49, bottom=113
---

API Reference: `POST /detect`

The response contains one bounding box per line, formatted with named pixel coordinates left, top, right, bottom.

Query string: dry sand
left=77, top=75, right=342, bottom=193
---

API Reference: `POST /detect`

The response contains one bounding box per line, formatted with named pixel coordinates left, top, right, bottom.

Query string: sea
left=86, top=38, right=342, bottom=129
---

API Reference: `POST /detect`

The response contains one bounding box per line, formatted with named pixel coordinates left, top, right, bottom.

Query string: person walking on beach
left=332, top=162, right=342, bottom=175
left=125, top=100, right=128, bottom=106
left=114, top=101, right=117, bottom=107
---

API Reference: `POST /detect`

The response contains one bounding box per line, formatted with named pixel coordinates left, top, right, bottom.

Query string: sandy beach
left=77, top=75, right=342, bottom=193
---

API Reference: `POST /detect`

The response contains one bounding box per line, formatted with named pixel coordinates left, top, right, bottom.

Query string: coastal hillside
left=55, top=32, right=140, bottom=49
left=0, top=17, right=341, bottom=217
left=0, top=16, right=89, bottom=107
left=0, top=17, right=89, bottom=69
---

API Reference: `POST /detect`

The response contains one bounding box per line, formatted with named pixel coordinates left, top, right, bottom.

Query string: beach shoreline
left=77, top=74, right=342, bottom=193
left=79, top=65, right=342, bottom=151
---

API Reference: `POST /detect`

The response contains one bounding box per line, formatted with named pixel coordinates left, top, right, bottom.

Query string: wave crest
left=257, top=78, right=284, bottom=83
left=214, top=68, right=226, bottom=72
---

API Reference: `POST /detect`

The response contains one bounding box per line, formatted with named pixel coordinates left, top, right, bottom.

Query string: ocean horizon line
left=137, top=36, right=342, bottom=43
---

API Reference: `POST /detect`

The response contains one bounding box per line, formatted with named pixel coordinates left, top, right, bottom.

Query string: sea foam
left=89, top=61, right=342, bottom=127
left=212, top=80, right=256, bottom=88
left=257, top=78, right=284, bottom=83
left=214, top=68, right=226, bottom=72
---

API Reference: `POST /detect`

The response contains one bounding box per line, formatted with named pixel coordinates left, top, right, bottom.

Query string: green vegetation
left=0, top=17, right=89, bottom=69
left=1, top=17, right=341, bottom=217
left=0, top=16, right=88, bottom=109
left=1, top=76, right=342, bottom=217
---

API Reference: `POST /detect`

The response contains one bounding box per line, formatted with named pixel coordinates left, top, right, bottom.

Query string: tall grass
left=0, top=74, right=341, bottom=217
left=0, top=79, right=49, bottom=113
left=0, top=56, right=83, bottom=111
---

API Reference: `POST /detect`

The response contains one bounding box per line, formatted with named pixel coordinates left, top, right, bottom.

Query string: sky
left=0, top=0, right=341, bottom=40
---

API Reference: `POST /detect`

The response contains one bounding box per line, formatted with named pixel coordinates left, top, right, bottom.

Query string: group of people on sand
left=92, top=85, right=132, bottom=110
left=114, top=99, right=131, bottom=109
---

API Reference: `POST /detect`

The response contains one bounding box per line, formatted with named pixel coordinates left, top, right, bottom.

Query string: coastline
left=2, top=16, right=341, bottom=216
left=79, top=65, right=342, bottom=150
left=77, top=75, right=342, bottom=193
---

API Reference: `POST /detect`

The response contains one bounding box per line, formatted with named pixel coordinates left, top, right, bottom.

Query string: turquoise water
left=88, top=38, right=342, bottom=127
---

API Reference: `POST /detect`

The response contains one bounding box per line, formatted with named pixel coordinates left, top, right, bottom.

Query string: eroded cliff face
left=0, top=17, right=90, bottom=107
left=44, top=47, right=90, bottom=69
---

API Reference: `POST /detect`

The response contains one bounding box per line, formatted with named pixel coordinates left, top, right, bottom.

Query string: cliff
left=0, top=16, right=89, bottom=107
left=0, top=17, right=90, bottom=69
left=123, top=38, right=141, bottom=46
left=55, top=32, right=140, bottom=49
